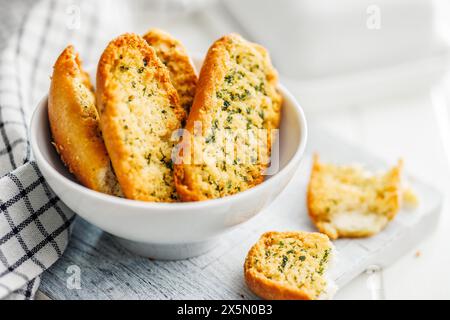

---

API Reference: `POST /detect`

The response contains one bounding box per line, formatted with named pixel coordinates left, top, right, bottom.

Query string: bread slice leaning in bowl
left=96, top=33, right=186, bottom=202
left=48, top=45, right=122, bottom=196
left=307, top=155, right=404, bottom=240
left=244, top=231, right=337, bottom=300
left=174, top=33, right=282, bottom=201
left=143, top=28, right=198, bottom=114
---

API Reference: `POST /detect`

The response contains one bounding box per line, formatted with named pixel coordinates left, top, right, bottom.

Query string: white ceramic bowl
left=31, top=78, right=307, bottom=260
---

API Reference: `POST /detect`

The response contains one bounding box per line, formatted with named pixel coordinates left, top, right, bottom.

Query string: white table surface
left=310, top=94, right=450, bottom=299
left=36, top=1, right=450, bottom=299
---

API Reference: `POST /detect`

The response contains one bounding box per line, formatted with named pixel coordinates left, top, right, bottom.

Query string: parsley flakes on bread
left=143, top=29, right=198, bottom=114
left=244, top=231, right=337, bottom=300
left=96, top=33, right=186, bottom=202
left=174, top=34, right=282, bottom=201
left=49, top=33, right=282, bottom=203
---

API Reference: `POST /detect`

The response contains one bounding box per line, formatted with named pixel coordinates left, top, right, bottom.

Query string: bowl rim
left=31, top=84, right=307, bottom=210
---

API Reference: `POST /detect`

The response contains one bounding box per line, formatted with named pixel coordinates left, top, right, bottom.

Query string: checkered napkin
left=0, top=0, right=128, bottom=299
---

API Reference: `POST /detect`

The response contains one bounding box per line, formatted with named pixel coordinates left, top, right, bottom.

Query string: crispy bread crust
left=143, top=28, right=197, bottom=114
left=244, top=231, right=331, bottom=300
left=96, top=33, right=185, bottom=201
left=48, top=45, right=120, bottom=195
left=174, top=34, right=282, bottom=201
left=307, top=155, right=402, bottom=240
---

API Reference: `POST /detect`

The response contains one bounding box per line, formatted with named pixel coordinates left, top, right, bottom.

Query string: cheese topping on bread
left=244, top=231, right=336, bottom=300
left=174, top=34, right=282, bottom=201
left=307, top=155, right=415, bottom=239
left=49, top=45, right=122, bottom=196
left=96, top=34, right=185, bottom=202
left=143, top=29, right=197, bottom=113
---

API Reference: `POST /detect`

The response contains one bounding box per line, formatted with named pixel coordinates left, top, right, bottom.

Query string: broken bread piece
left=174, top=33, right=282, bottom=201
left=143, top=28, right=198, bottom=114
left=244, top=231, right=337, bottom=300
left=96, top=33, right=186, bottom=202
left=48, top=45, right=122, bottom=196
left=307, top=155, right=411, bottom=240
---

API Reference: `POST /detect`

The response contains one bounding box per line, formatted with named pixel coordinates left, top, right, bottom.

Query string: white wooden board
left=39, top=126, right=443, bottom=299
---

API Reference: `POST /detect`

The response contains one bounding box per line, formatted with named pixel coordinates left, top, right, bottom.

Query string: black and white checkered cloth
left=0, top=0, right=123, bottom=299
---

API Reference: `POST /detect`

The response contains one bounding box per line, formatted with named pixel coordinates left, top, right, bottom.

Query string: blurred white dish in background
left=223, top=0, right=450, bottom=109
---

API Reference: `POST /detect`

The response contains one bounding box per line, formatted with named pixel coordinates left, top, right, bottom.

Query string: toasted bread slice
left=143, top=29, right=197, bottom=114
left=174, top=34, right=282, bottom=201
left=307, top=155, right=407, bottom=240
left=96, top=34, right=186, bottom=202
left=244, top=231, right=337, bottom=300
left=48, top=46, right=122, bottom=196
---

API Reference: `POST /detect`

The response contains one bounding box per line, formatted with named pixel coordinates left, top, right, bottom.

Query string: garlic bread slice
left=307, top=155, right=405, bottom=239
left=143, top=28, right=197, bottom=114
left=244, top=231, right=337, bottom=300
left=96, top=33, right=185, bottom=202
left=174, top=34, right=282, bottom=201
left=49, top=45, right=121, bottom=196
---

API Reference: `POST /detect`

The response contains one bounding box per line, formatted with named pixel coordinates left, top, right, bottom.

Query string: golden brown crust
left=96, top=33, right=186, bottom=202
left=307, top=155, right=337, bottom=239
left=307, top=155, right=402, bottom=240
left=245, top=267, right=312, bottom=300
left=48, top=45, right=121, bottom=196
left=244, top=231, right=333, bottom=300
left=174, top=34, right=282, bottom=201
left=143, top=28, right=197, bottom=114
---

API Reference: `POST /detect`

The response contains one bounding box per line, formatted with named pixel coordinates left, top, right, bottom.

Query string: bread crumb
left=403, top=187, right=419, bottom=208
